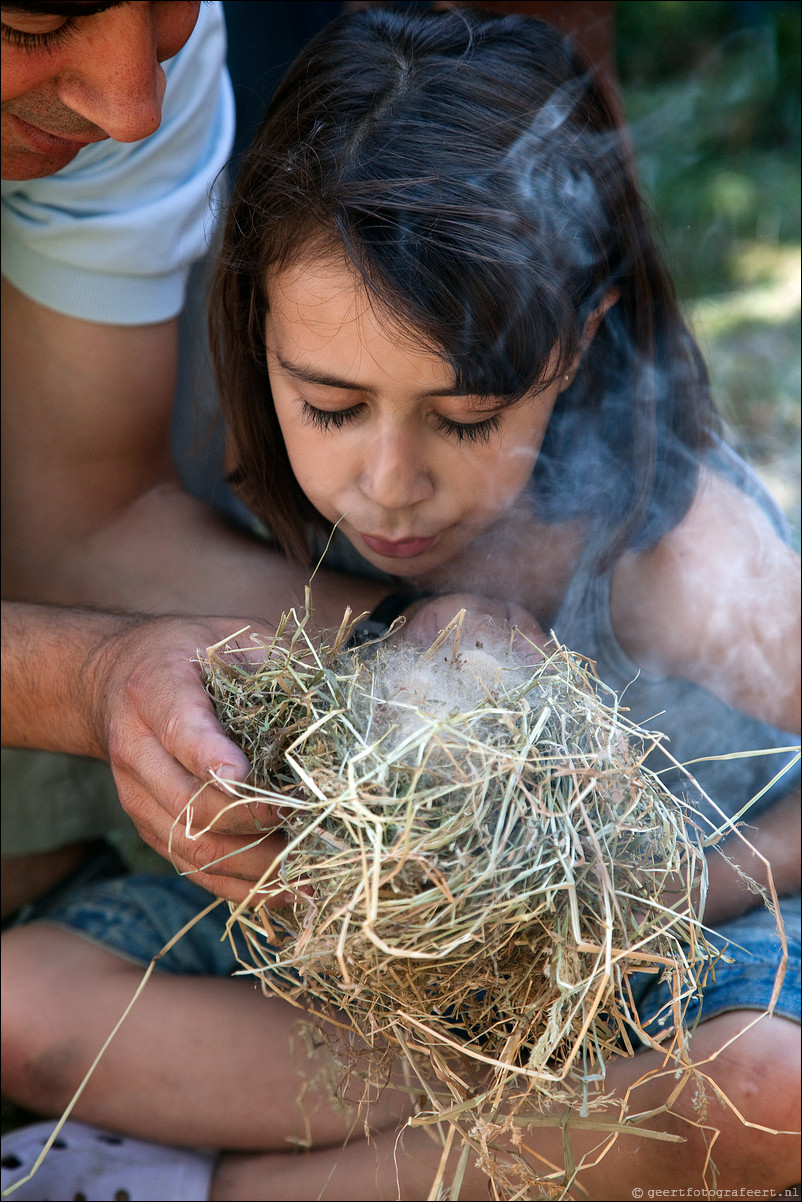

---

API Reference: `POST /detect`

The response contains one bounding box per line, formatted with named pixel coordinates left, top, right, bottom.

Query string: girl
left=212, top=3, right=800, bottom=947
left=2, top=9, right=799, bottom=1200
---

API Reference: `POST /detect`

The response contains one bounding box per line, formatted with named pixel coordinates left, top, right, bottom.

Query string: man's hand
left=2, top=603, right=293, bottom=906
left=85, top=614, right=295, bottom=905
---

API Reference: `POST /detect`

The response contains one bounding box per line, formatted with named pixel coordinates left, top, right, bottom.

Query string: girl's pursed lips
left=359, top=532, right=441, bottom=559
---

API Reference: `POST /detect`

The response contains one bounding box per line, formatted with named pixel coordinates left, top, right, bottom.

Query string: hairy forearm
left=1, top=601, right=136, bottom=757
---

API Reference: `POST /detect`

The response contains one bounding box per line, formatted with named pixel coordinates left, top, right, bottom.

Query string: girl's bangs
left=253, top=202, right=578, bottom=403
left=340, top=214, right=582, bottom=402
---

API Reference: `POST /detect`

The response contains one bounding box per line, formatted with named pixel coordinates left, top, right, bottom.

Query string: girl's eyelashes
left=299, top=398, right=502, bottom=444
left=299, top=400, right=363, bottom=431
left=0, top=21, right=76, bottom=51
left=435, top=413, right=502, bottom=444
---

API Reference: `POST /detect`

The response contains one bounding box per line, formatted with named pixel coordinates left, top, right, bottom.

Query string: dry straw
left=199, top=600, right=731, bottom=1199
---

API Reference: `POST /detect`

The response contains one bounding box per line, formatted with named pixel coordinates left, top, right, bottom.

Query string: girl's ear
left=559, top=289, right=620, bottom=392
left=582, top=288, right=620, bottom=344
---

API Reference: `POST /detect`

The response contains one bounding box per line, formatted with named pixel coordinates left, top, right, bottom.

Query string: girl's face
left=265, top=255, right=568, bottom=579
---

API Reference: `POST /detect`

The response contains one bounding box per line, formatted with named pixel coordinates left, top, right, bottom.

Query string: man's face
left=1, top=1, right=200, bottom=179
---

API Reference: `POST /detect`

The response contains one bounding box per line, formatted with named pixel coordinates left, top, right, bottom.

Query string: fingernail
left=209, top=764, right=244, bottom=791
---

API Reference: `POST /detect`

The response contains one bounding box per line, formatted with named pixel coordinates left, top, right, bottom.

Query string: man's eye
left=435, top=413, right=502, bottom=444
left=300, top=401, right=363, bottom=431
left=1, top=21, right=75, bottom=51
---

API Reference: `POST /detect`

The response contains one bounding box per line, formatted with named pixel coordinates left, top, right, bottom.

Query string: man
left=1, top=0, right=386, bottom=913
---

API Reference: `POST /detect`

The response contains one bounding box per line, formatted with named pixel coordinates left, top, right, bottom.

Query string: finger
left=113, top=694, right=277, bottom=838
left=170, top=825, right=287, bottom=886
left=179, top=783, right=281, bottom=837
left=111, top=735, right=271, bottom=868
left=116, top=755, right=278, bottom=875
left=510, top=625, right=550, bottom=662
left=150, top=855, right=296, bottom=909
left=122, top=654, right=252, bottom=788
left=117, top=780, right=296, bottom=905
left=167, top=830, right=297, bottom=908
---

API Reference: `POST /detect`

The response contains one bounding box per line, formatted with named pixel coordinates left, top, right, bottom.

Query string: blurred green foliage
left=615, top=0, right=801, bottom=298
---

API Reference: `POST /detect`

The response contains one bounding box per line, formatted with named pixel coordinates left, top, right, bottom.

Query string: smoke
left=364, top=639, right=534, bottom=754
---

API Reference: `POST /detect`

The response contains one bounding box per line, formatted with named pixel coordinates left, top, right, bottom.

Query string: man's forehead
left=2, top=2, right=122, bottom=16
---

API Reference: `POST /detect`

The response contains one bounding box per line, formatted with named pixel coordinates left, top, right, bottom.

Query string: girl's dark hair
left=210, top=6, right=720, bottom=568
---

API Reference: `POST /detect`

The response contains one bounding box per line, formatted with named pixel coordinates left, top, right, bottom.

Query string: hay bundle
left=199, top=605, right=717, bottom=1196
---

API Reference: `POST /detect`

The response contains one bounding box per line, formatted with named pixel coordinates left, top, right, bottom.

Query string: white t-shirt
left=0, top=1, right=235, bottom=325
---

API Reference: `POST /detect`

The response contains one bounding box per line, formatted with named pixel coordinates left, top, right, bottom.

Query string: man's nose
left=58, top=6, right=172, bottom=143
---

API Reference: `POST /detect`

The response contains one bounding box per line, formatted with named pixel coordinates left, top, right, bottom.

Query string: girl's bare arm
left=611, top=470, right=801, bottom=921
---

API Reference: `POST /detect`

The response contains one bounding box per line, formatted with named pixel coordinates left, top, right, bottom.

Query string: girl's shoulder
left=610, top=461, right=800, bottom=735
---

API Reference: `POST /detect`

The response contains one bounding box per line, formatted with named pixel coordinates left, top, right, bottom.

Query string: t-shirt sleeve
left=0, top=1, right=235, bottom=325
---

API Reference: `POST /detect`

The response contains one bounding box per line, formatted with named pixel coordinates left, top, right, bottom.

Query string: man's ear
left=559, top=290, right=620, bottom=392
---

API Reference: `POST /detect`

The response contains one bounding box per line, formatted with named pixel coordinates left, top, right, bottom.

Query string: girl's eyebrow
left=272, top=350, right=467, bottom=399
left=273, top=351, right=373, bottom=393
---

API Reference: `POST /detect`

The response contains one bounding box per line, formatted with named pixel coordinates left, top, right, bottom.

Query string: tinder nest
left=197, top=603, right=719, bottom=1197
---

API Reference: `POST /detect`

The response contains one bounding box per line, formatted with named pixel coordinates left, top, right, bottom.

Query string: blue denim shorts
left=31, top=874, right=801, bottom=1030
left=626, top=892, right=801, bottom=1034
left=34, top=873, right=245, bottom=977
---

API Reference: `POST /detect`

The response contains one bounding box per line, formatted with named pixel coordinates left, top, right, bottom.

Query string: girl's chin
left=343, top=521, right=498, bottom=580
left=360, top=547, right=442, bottom=578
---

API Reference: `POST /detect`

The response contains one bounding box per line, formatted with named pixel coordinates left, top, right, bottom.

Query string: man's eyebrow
left=2, top=3, right=122, bottom=16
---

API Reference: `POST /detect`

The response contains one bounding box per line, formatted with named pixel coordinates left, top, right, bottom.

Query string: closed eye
left=299, top=399, right=502, bottom=443
left=1, top=22, right=76, bottom=51
left=299, top=400, right=363, bottom=431
left=435, top=413, right=502, bottom=444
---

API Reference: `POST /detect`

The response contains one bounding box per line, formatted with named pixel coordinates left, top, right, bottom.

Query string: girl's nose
left=358, top=429, right=434, bottom=511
